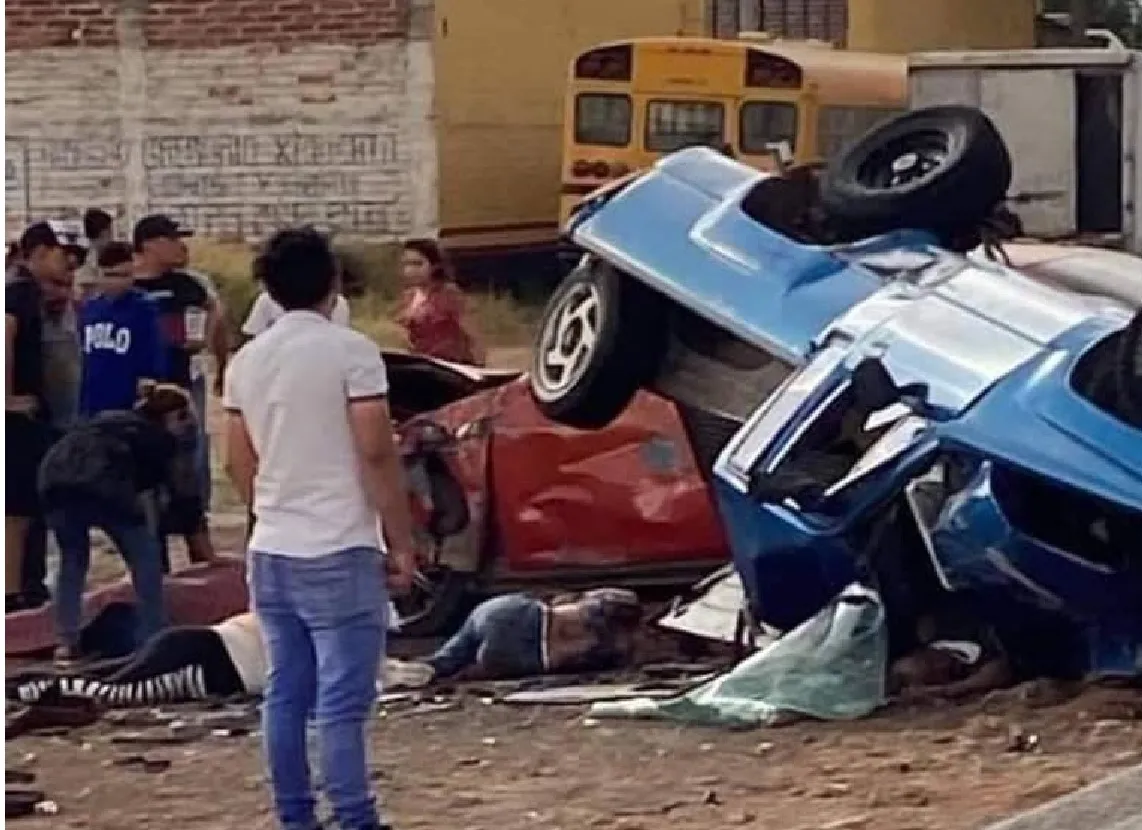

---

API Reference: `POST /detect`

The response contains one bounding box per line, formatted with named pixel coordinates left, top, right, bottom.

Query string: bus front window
left=574, top=93, right=632, bottom=147
left=740, top=102, right=798, bottom=157
left=645, top=100, right=725, bottom=153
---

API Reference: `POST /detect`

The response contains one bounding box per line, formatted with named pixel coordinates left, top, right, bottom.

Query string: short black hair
left=19, top=221, right=60, bottom=258
left=256, top=226, right=336, bottom=311
left=97, top=240, right=134, bottom=269
left=83, top=208, right=114, bottom=241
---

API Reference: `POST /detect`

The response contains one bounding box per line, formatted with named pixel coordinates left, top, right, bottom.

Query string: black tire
left=1115, top=309, right=1142, bottom=427
left=529, top=257, right=667, bottom=429
left=392, top=566, right=472, bottom=639
left=821, top=106, right=1012, bottom=237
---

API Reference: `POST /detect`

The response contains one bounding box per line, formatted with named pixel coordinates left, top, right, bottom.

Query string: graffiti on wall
left=5, top=140, right=28, bottom=241
left=4, top=136, right=125, bottom=238
left=3, top=131, right=408, bottom=240
left=143, top=132, right=405, bottom=238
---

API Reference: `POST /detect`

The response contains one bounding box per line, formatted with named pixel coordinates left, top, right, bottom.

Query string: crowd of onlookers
left=5, top=208, right=484, bottom=666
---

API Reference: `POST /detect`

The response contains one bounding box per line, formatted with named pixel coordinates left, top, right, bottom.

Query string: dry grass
left=188, top=238, right=540, bottom=349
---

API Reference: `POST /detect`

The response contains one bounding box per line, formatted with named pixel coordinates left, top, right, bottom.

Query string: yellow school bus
left=559, top=36, right=907, bottom=225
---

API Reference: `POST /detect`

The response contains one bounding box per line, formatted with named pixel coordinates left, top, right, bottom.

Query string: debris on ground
left=591, top=584, right=887, bottom=727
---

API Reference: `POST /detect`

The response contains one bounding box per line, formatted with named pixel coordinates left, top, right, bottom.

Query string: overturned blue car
left=529, top=106, right=1142, bottom=681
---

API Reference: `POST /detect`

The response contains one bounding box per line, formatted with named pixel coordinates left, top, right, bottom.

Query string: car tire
left=1115, top=309, right=1142, bottom=427
left=529, top=257, right=666, bottom=429
left=392, top=566, right=473, bottom=639
left=821, top=106, right=1012, bottom=238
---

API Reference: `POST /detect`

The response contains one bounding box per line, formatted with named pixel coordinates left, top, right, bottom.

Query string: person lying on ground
left=408, top=588, right=644, bottom=685
left=39, top=381, right=202, bottom=665
left=9, top=605, right=402, bottom=708
left=7, top=590, right=642, bottom=706
left=887, top=602, right=1082, bottom=703
left=889, top=640, right=1013, bottom=703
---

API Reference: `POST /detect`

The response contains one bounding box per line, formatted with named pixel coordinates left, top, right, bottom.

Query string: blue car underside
left=556, top=140, right=1142, bottom=683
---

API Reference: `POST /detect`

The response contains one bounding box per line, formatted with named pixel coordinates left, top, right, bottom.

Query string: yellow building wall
left=433, top=0, right=705, bottom=249
left=847, top=0, right=1038, bottom=53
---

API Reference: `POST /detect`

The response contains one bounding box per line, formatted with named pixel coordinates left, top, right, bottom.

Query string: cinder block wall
left=5, top=0, right=438, bottom=242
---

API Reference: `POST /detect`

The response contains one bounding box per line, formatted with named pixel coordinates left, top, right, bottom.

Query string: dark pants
left=21, top=518, right=50, bottom=606
left=8, top=413, right=55, bottom=605
left=427, top=593, right=544, bottom=680
left=250, top=547, right=388, bottom=830
left=9, top=622, right=245, bottom=707
left=48, top=503, right=166, bottom=650
left=5, top=412, right=52, bottom=520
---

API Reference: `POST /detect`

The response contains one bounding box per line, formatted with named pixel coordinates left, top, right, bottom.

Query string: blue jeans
left=49, top=504, right=166, bottom=649
left=427, top=593, right=544, bottom=680
left=250, top=547, right=388, bottom=830
left=189, top=372, right=212, bottom=511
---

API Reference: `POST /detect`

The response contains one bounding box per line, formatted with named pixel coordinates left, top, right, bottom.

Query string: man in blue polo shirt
left=78, top=241, right=166, bottom=416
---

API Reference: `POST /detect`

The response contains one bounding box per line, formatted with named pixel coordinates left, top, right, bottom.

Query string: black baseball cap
left=18, top=221, right=61, bottom=258
left=133, top=214, right=193, bottom=251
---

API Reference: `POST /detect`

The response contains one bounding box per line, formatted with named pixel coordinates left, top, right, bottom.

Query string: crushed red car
left=385, top=351, right=730, bottom=636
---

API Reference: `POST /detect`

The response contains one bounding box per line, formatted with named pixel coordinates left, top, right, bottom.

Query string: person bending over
left=414, top=589, right=643, bottom=684
left=39, top=382, right=201, bottom=664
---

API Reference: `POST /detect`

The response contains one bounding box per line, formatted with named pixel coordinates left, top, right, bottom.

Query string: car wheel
left=821, top=106, right=1012, bottom=238
left=529, top=257, right=666, bottom=429
left=392, top=566, right=472, bottom=638
left=1115, top=309, right=1142, bottom=427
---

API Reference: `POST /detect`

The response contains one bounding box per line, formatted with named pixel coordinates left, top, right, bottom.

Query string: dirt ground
left=6, top=681, right=1142, bottom=830
left=9, top=352, right=1142, bottom=829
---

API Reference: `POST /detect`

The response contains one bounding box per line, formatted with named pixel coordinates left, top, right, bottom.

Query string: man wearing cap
left=17, top=220, right=89, bottom=609
left=132, top=214, right=220, bottom=567
left=6, top=222, right=70, bottom=611
left=42, top=219, right=86, bottom=432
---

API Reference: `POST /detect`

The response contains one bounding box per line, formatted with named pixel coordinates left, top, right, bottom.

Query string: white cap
left=47, top=218, right=89, bottom=253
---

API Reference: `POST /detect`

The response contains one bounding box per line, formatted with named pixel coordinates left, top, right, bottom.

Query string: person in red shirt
left=395, top=239, right=485, bottom=366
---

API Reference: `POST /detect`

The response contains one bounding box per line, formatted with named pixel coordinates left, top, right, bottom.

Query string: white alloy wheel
left=532, top=279, right=603, bottom=403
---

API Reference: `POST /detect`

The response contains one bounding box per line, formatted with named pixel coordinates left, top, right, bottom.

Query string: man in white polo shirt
left=222, top=227, right=415, bottom=830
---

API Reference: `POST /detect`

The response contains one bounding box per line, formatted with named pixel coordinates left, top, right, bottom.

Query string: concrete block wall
left=5, top=0, right=438, bottom=243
